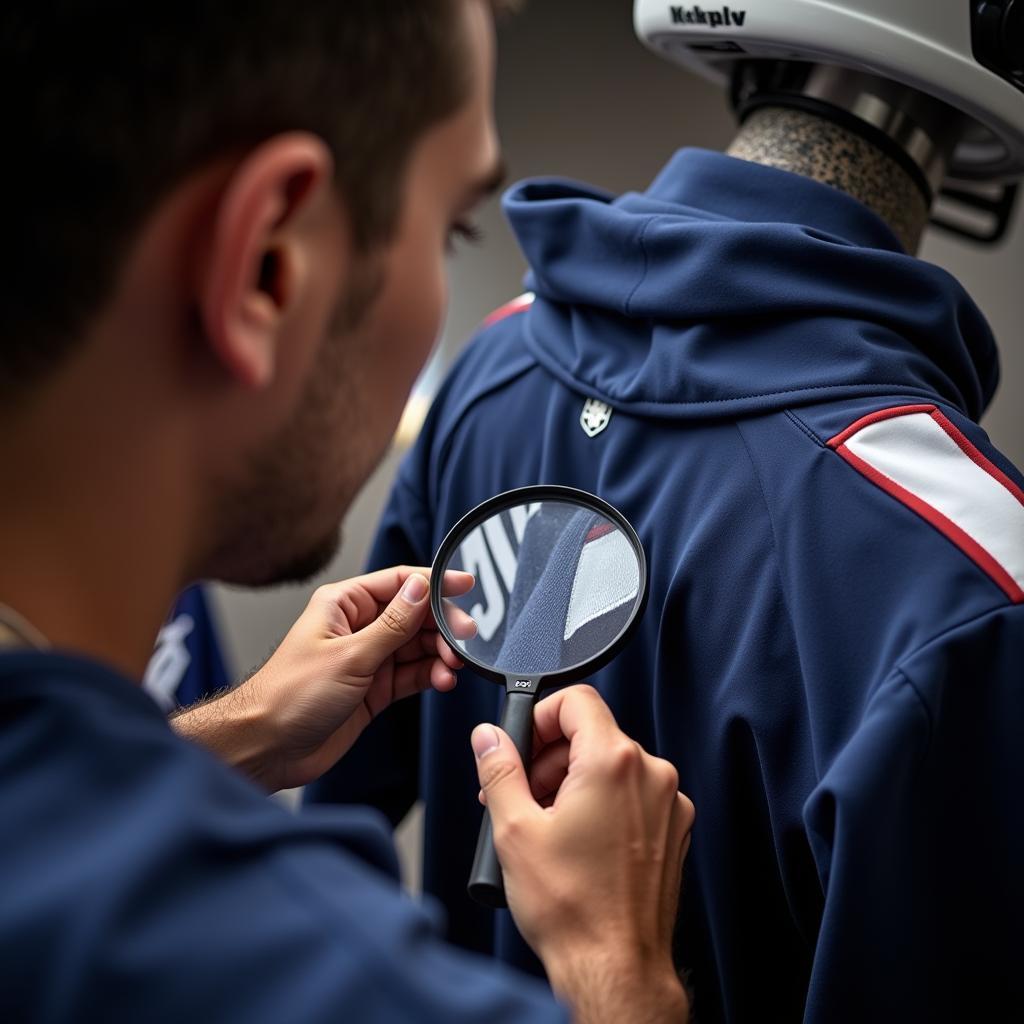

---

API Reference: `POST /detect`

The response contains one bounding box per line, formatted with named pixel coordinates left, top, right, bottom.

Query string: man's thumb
left=344, top=573, right=430, bottom=675
left=472, top=725, right=533, bottom=824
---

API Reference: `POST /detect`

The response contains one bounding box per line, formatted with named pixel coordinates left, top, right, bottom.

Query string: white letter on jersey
left=143, top=614, right=195, bottom=712
left=458, top=528, right=506, bottom=642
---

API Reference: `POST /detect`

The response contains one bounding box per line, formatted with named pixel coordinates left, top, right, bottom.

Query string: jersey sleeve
left=36, top=757, right=566, bottom=1023
left=801, top=602, right=1024, bottom=1020
left=303, top=465, right=434, bottom=823
left=153, top=835, right=567, bottom=1024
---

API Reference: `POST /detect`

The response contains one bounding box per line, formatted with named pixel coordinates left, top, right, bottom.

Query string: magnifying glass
left=430, top=485, right=649, bottom=908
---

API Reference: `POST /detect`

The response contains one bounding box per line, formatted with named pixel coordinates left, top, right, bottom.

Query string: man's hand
left=472, top=685, right=693, bottom=1024
left=173, top=566, right=473, bottom=791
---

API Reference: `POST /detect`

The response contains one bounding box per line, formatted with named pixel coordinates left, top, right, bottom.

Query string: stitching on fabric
left=547, top=381, right=951, bottom=408
left=892, top=667, right=934, bottom=764
left=733, top=421, right=816, bottom=737
left=784, top=409, right=825, bottom=448
left=733, top=419, right=824, bottom=946
left=886, top=600, right=1023, bottom=764
left=929, top=409, right=1024, bottom=508
left=624, top=216, right=655, bottom=317
left=826, top=404, right=937, bottom=448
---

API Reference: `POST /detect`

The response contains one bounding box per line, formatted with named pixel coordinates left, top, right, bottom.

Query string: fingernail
left=401, top=574, right=428, bottom=604
left=471, top=725, right=500, bottom=760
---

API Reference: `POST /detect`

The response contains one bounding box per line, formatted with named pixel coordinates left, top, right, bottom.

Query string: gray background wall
left=209, top=1, right=1023, bottom=867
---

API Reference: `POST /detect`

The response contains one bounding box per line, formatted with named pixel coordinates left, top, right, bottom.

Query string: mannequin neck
left=727, top=106, right=930, bottom=254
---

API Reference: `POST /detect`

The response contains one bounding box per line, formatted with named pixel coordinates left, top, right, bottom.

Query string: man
left=0, top=2, right=694, bottom=1021
left=308, top=1, right=1024, bottom=1020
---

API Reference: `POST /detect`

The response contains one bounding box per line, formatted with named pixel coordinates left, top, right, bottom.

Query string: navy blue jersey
left=307, top=149, right=1024, bottom=1022
left=0, top=651, right=565, bottom=1022
left=143, top=586, right=230, bottom=712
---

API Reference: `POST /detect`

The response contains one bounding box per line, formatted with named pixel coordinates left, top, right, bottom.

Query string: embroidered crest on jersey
left=580, top=398, right=613, bottom=438
left=828, top=404, right=1024, bottom=603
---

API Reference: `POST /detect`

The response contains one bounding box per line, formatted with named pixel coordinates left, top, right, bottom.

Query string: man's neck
left=726, top=106, right=930, bottom=254
left=0, top=386, right=196, bottom=680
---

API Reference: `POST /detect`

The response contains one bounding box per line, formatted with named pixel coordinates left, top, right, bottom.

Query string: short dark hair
left=0, top=0, right=514, bottom=400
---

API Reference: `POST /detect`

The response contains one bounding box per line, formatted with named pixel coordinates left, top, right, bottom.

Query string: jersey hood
left=503, top=148, right=999, bottom=421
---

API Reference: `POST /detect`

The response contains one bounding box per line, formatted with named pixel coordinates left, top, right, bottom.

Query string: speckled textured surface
left=727, top=106, right=929, bottom=253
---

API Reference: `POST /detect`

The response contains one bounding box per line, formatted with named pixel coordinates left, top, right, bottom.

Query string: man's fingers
left=394, top=631, right=464, bottom=672
left=391, top=629, right=452, bottom=666
left=390, top=656, right=457, bottom=702
left=430, top=657, right=458, bottom=692
left=471, top=725, right=538, bottom=837
left=661, top=792, right=695, bottom=932
left=340, top=573, right=431, bottom=677
left=436, top=632, right=465, bottom=670
left=440, top=599, right=478, bottom=641
left=315, top=569, right=475, bottom=630
left=675, top=792, right=696, bottom=861
left=527, top=738, right=571, bottom=802
left=441, top=571, right=476, bottom=597
left=531, top=684, right=622, bottom=753
left=316, top=567, right=474, bottom=619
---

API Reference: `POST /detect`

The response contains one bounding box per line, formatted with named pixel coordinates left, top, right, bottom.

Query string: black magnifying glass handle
left=467, top=688, right=536, bottom=908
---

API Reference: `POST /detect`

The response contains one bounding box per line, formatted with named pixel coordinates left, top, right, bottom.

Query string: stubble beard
left=203, top=259, right=387, bottom=587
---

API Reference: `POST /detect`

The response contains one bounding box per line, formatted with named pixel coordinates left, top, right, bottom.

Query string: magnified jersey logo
left=580, top=398, right=613, bottom=438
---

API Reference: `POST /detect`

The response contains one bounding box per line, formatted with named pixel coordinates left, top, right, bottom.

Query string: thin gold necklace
left=0, top=603, right=50, bottom=651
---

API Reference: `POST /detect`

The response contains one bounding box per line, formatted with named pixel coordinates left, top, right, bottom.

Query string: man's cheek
left=397, top=266, right=446, bottom=372
left=419, top=263, right=449, bottom=360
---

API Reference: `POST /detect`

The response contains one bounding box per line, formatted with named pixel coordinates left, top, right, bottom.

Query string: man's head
left=2, top=0, right=513, bottom=586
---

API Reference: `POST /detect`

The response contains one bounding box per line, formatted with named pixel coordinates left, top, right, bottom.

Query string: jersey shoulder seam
left=734, top=418, right=811, bottom=695
left=881, top=599, right=1023, bottom=763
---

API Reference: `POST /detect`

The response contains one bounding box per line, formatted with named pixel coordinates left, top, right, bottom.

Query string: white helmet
left=634, top=0, right=1024, bottom=184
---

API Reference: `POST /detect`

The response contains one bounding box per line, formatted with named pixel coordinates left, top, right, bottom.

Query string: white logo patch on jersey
left=580, top=398, right=613, bottom=438
left=829, top=404, right=1024, bottom=604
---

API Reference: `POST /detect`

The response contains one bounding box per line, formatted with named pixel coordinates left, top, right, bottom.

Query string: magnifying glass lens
left=430, top=487, right=648, bottom=908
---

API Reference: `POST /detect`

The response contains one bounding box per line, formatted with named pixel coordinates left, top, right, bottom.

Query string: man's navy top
left=308, top=149, right=1024, bottom=1022
left=0, top=651, right=565, bottom=1022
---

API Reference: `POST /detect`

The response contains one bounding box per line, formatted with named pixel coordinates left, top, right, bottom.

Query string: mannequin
left=726, top=65, right=966, bottom=253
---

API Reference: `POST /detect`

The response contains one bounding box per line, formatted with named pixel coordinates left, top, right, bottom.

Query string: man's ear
left=199, top=132, right=336, bottom=389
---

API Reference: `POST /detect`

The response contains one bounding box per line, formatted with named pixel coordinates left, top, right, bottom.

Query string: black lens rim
left=429, top=484, right=649, bottom=690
